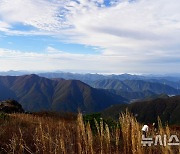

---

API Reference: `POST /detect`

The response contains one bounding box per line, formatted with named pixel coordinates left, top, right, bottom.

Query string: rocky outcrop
left=0, top=100, right=24, bottom=113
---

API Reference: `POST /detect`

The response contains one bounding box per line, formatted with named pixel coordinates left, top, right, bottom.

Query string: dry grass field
left=0, top=112, right=180, bottom=154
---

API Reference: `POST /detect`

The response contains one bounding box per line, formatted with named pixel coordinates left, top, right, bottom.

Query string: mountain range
left=1, top=71, right=180, bottom=83
left=0, top=72, right=180, bottom=113
left=87, top=79, right=180, bottom=101
left=37, top=72, right=180, bottom=100
left=0, top=75, right=126, bottom=113
left=38, top=72, right=180, bottom=82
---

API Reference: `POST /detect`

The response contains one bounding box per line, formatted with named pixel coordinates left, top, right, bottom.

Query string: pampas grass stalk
left=1, top=112, right=179, bottom=154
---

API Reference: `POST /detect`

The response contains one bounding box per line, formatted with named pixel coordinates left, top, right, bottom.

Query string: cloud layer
left=0, top=0, right=180, bottom=73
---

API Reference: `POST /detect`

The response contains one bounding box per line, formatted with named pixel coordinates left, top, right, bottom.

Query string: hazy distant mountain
left=0, top=75, right=126, bottom=113
left=102, top=96, right=180, bottom=125
left=39, top=72, right=180, bottom=82
left=39, top=72, right=148, bottom=82
left=108, top=89, right=156, bottom=101
left=0, top=70, right=29, bottom=76
left=39, top=72, right=180, bottom=89
left=88, top=79, right=180, bottom=101
left=147, top=79, right=180, bottom=89
left=39, top=72, right=107, bottom=82
left=1, top=71, right=179, bottom=83
left=123, top=80, right=179, bottom=94
left=90, top=79, right=179, bottom=94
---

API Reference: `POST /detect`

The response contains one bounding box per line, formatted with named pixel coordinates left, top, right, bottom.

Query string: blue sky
left=0, top=0, right=180, bottom=74
left=0, top=34, right=100, bottom=54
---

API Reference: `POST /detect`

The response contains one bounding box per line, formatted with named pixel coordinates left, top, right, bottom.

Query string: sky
left=0, top=0, right=180, bottom=74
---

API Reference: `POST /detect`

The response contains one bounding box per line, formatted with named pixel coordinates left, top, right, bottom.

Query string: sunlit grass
left=0, top=112, right=179, bottom=153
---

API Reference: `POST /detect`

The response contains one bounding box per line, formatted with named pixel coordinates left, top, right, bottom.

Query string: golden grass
left=0, top=112, right=179, bottom=154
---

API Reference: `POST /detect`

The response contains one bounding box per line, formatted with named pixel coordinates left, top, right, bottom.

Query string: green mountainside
left=0, top=75, right=126, bottom=113
left=102, top=96, right=180, bottom=125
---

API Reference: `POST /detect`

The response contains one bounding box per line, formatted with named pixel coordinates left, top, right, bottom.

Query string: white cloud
left=64, top=0, right=180, bottom=55
left=0, top=0, right=180, bottom=73
left=0, top=21, right=11, bottom=32
left=0, top=47, right=117, bottom=72
left=0, top=47, right=179, bottom=73
left=46, top=46, right=62, bottom=54
left=0, top=0, right=68, bottom=31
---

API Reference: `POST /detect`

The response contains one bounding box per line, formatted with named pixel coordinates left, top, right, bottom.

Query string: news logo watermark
left=141, top=135, right=180, bottom=146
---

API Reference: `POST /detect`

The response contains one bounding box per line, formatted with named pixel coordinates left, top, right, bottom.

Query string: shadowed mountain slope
left=102, top=96, right=180, bottom=125
left=0, top=75, right=126, bottom=113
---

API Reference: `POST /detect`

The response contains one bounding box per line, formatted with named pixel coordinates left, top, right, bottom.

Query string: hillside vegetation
left=102, top=95, right=180, bottom=125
